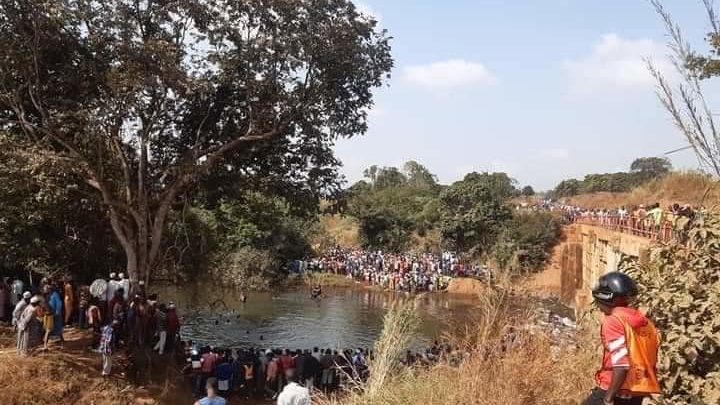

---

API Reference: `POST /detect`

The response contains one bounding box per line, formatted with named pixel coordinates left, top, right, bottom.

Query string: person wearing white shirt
left=118, top=273, right=130, bottom=300
left=106, top=273, right=119, bottom=303
left=277, top=369, right=310, bottom=405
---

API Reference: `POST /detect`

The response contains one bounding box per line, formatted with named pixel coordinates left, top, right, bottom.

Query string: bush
left=211, top=247, right=282, bottom=290
left=624, top=211, right=720, bottom=404
left=491, top=212, right=562, bottom=272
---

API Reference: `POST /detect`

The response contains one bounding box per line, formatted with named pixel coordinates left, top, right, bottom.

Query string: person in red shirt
left=584, top=272, right=660, bottom=405
left=166, top=302, right=181, bottom=353
left=278, top=349, right=296, bottom=388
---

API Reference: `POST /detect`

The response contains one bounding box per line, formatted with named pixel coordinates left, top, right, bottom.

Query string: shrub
left=624, top=211, right=720, bottom=404
left=491, top=212, right=562, bottom=272
left=211, top=247, right=282, bottom=290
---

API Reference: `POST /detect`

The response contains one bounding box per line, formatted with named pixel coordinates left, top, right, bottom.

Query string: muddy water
left=152, top=283, right=478, bottom=350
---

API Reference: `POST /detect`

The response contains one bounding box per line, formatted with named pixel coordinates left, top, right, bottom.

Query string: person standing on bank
left=17, top=296, right=42, bottom=356
left=583, top=272, right=661, bottom=405
left=99, top=319, right=118, bottom=377
left=277, top=369, right=310, bottom=405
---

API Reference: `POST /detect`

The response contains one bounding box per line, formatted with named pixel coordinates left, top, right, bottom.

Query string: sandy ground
left=0, top=325, right=274, bottom=404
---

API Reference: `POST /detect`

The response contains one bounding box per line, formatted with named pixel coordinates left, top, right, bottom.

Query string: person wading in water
left=583, top=272, right=661, bottom=405
left=310, top=284, right=322, bottom=300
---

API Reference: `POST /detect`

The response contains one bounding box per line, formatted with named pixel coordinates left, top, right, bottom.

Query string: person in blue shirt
left=215, top=353, right=234, bottom=397
left=194, top=377, right=226, bottom=405
left=46, top=285, right=64, bottom=342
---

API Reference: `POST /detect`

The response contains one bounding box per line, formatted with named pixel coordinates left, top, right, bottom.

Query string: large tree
left=630, top=156, right=672, bottom=179
left=438, top=172, right=514, bottom=254
left=0, top=0, right=392, bottom=289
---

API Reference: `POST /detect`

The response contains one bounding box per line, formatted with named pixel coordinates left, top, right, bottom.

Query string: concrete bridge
left=557, top=223, right=651, bottom=311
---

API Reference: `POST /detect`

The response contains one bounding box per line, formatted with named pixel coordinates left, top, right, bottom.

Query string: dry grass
left=564, top=171, right=720, bottom=209
left=316, top=214, right=361, bottom=249
left=318, top=287, right=597, bottom=405
left=0, top=328, right=185, bottom=405
left=0, top=329, right=138, bottom=404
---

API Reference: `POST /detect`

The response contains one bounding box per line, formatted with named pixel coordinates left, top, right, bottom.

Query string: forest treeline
left=336, top=161, right=562, bottom=272
left=551, top=157, right=673, bottom=198
left=0, top=149, right=562, bottom=286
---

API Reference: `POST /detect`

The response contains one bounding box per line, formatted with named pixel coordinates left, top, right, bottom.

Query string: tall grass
left=318, top=287, right=596, bottom=405
left=565, top=171, right=719, bottom=209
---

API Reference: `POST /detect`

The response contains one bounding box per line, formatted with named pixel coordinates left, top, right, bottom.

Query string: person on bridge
left=583, top=272, right=660, bottom=405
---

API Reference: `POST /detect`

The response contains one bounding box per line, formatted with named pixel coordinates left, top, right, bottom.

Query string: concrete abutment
left=552, top=224, right=651, bottom=313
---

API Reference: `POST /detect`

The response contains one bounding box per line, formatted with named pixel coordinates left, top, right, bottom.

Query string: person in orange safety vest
left=583, top=271, right=661, bottom=405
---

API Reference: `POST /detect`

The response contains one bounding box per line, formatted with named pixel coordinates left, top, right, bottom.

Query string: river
left=152, top=283, right=479, bottom=351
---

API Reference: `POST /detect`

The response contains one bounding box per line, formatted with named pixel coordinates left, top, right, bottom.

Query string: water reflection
left=152, top=283, right=477, bottom=350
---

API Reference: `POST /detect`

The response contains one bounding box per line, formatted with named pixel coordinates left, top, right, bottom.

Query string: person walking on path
left=99, top=320, right=117, bottom=377
left=583, top=272, right=661, bottom=405
left=17, top=296, right=42, bottom=356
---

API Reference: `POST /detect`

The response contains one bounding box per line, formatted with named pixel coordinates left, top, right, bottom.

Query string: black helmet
left=591, top=272, right=638, bottom=307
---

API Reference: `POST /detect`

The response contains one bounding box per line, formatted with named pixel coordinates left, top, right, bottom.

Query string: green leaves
left=438, top=172, right=515, bottom=254
left=551, top=157, right=671, bottom=198
left=625, top=210, right=720, bottom=403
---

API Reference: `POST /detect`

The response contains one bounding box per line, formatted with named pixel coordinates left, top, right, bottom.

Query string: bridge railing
left=568, top=214, right=680, bottom=243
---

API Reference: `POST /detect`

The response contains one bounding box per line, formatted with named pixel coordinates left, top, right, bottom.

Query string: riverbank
left=295, top=271, right=359, bottom=288
left=0, top=326, right=275, bottom=405
left=317, top=287, right=596, bottom=405
left=0, top=327, right=158, bottom=404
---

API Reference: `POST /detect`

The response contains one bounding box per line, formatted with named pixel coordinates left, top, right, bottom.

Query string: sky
left=333, top=0, right=715, bottom=190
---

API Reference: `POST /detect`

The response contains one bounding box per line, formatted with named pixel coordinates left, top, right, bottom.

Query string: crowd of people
left=296, top=249, right=491, bottom=292
left=181, top=339, right=463, bottom=403
left=517, top=199, right=704, bottom=243
left=2, top=272, right=468, bottom=404
left=2, top=274, right=182, bottom=378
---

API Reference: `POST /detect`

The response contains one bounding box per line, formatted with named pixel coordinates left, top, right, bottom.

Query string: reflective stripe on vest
left=610, top=315, right=662, bottom=395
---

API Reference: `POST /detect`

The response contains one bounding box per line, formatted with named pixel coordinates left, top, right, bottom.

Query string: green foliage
left=630, top=157, right=672, bottom=180
left=553, top=179, right=583, bottom=198
left=162, top=206, right=219, bottom=279
left=403, top=161, right=439, bottom=189
left=216, top=192, right=313, bottom=262
left=438, top=172, right=514, bottom=254
left=490, top=212, right=562, bottom=271
left=521, top=185, right=535, bottom=196
left=581, top=172, right=642, bottom=193
left=0, top=0, right=392, bottom=282
left=212, top=246, right=282, bottom=290
left=552, top=157, right=673, bottom=198
left=345, top=162, right=442, bottom=251
left=0, top=137, right=123, bottom=279
left=345, top=165, right=559, bottom=270
left=624, top=211, right=720, bottom=404
left=163, top=192, right=316, bottom=282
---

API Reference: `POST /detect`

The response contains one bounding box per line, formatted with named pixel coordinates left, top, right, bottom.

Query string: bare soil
left=0, top=325, right=272, bottom=404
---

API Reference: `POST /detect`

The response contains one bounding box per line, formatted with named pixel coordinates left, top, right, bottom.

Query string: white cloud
left=563, top=34, right=671, bottom=95
left=404, top=59, right=498, bottom=89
